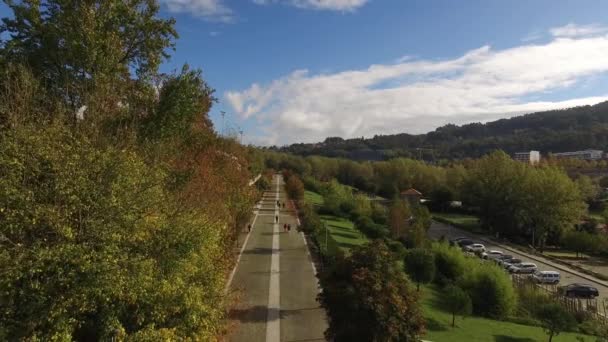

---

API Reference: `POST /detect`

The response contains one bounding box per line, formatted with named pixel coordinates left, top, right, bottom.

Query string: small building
left=513, top=151, right=540, bottom=164
left=400, top=188, right=422, bottom=205
left=552, top=149, right=604, bottom=161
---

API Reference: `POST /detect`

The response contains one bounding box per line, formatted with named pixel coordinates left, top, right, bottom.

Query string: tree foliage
left=404, top=248, right=435, bottom=291
left=442, top=285, right=472, bottom=327
left=1, top=0, right=177, bottom=114
left=319, top=241, right=425, bottom=342
left=0, top=125, right=237, bottom=340
left=536, top=303, right=576, bottom=342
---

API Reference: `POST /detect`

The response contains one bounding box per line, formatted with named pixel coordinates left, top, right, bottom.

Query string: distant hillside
left=278, top=101, right=608, bottom=160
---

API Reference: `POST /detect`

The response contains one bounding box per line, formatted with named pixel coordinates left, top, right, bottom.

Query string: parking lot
left=429, top=220, right=608, bottom=303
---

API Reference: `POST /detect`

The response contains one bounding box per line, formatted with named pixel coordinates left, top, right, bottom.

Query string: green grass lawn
left=305, top=190, right=324, bottom=206
left=319, top=214, right=368, bottom=253
left=432, top=212, right=484, bottom=234
left=421, top=286, right=594, bottom=342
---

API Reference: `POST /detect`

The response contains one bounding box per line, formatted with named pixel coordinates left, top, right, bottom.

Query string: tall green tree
left=319, top=241, right=425, bottom=342
left=404, top=248, right=435, bottom=291
left=442, top=285, right=472, bottom=327
left=0, top=0, right=177, bottom=116
left=536, top=303, right=576, bottom=342
left=389, top=198, right=410, bottom=239
left=141, top=64, right=215, bottom=140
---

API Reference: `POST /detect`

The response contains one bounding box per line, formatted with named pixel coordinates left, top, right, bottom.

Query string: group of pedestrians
left=283, top=223, right=292, bottom=232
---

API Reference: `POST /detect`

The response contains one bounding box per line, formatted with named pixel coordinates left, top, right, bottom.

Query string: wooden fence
left=512, top=274, right=608, bottom=325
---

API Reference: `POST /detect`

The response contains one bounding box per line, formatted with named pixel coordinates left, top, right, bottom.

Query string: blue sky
left=3, top=1, right=608, bottom=145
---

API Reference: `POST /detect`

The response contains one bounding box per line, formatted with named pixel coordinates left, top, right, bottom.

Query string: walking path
left=227, top=175, right=326, bottom=342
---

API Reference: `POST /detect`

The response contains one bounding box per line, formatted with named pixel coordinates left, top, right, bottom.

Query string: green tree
left=431, top=242, right=466, bottom=285
left=536, top=303, right=576, bottom=342
left=0, top=125, right=231, bottom=340
left=1, top=0, right=177, bottom=115
left=576, top=175, right=599, bottom=203
left=141, top=64, right=215, bottom=140
left=404, top=248, right=435, bottom=291
left=319, top=241, right=424, bottom=342
left=520, top=167, right=586, bottom=250
left=389, top=198, right=410, bottom=239
left=442, top=285, right=472, bottom=327
left=459, top=262, right=516, bottom=319
left=561, top=230, right=593, bottom=258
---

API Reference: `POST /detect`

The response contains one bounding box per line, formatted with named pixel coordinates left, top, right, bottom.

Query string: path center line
left=265, top=175, right=281, bottom=342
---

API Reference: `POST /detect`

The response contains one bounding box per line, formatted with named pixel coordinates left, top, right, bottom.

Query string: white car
left=509, top=262, right=538, bottom=274
left=502, top=258, right=522, bottom=269
left=533, top=271, right=560, bottom=284
left=482, top=250, right=503, bottom=260
left=464, top=243, right=486, bottom=253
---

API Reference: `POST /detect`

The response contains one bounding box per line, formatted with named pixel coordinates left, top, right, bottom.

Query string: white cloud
left=227, top=33, right=608, bottom=145
left=161, top=0, right=233, bottom=22
left=550, top=23, right=608, bottom=38
left=252, top=0, right=368, bottom=11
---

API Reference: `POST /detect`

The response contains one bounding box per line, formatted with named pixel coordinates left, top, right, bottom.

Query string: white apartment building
left=513, top=151, right=541, bottom=164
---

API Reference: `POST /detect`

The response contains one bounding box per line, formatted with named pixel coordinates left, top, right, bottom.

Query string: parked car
left=559, top=283, right=599, bottom=298
left=533, top=271, right=561, bottom=285
left=464, top=243, right=485, bottom=253
left=502, top=258, right=522, bottom=269
left=482, top=250, right=503, bottom=260
left=495, top=254, right=513, bottom=265
left=449, top=237, right=469, bottom=246
left=509, top=262, right=537, bottom=274
left=456, top=239, right=475, bottom=248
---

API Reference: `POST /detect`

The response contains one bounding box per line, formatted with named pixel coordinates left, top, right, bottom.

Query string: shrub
left=459, top=262, right=517, bottom=319
left=355, top=216, right=388, bottom=239
left=431, top=242, right=466, bottom=285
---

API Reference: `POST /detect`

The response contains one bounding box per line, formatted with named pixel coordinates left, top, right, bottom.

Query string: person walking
left=287, top=224, right=291, bottom=232
left=283, top=223, right=287, bottom=232
left=247, top=224, right=251, bottom=233
left=275, top=215, right=278, bottom=223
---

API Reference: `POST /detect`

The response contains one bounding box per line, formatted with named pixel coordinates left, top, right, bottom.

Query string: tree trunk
left=417, top=282, right=420, bottom=291
left=452, top=313, right=455, bottom=327
left=548, top=332, right=553, bottom=342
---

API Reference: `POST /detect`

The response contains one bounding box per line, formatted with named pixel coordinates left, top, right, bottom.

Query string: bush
left=459, top=262, right=517, bottom=319
left=431, top=242, right=466, bottom=285
left=355, top=216, right=388, bottom=239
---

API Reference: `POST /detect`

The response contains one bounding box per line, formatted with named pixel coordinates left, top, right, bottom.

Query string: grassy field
left=320, top=214, right=368, bottom=253
left=305, top=190, right=324, bottom=206
left=432, top=212, right=484, bottom=234
left=421, top=286, right=594, bottom=342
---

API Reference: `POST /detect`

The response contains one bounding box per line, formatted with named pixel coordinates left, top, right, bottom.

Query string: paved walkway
left=227, top=175, right=326, bottom=342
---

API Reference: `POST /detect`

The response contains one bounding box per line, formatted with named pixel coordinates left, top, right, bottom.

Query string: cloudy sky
left=3, top=1, right=608, bottom=145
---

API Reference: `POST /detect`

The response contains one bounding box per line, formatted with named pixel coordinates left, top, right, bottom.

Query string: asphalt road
left=429, top=221, right=608, bottom=303
left=228, top=175, right=327, bottom=342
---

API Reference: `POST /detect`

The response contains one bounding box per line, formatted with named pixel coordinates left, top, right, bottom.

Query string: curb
left=478, top=236, right=608, bottom=288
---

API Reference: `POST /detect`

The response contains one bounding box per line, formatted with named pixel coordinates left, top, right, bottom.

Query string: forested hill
left=279, top=101, right=608, bottom=160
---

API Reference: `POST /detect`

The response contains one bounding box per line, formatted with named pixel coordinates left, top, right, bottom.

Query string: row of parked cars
left=450, top=237, right=600, bottom=298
